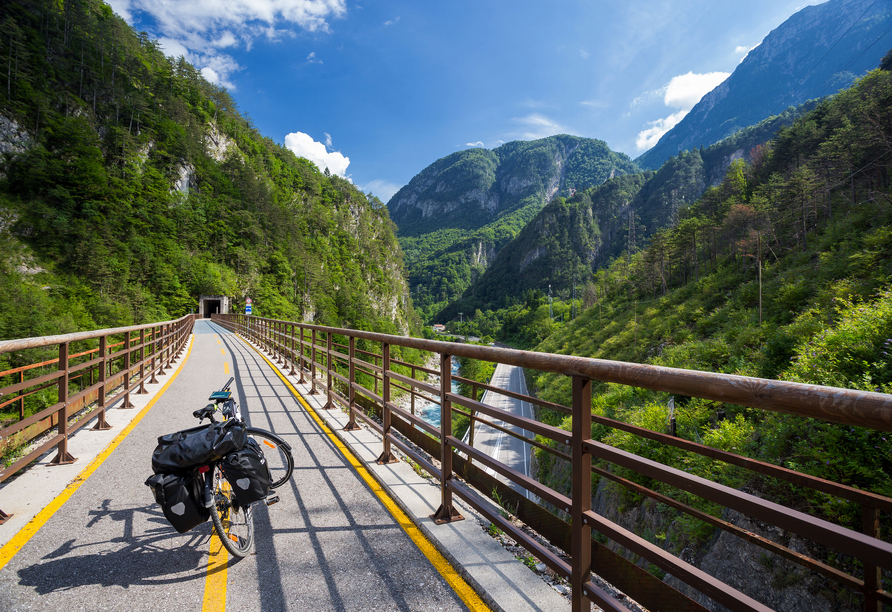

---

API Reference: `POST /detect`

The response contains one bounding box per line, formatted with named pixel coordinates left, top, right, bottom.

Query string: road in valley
left=467, top=363, right=535, bottom=499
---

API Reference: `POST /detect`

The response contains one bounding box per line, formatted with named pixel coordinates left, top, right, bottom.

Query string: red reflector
left=198, top=465, right=209, bottom=473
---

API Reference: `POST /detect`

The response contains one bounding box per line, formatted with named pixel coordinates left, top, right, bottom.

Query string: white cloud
left=663, top=71, right=729, bottom=110
left=360, top=179, right=402, bottom=203
left=384, top=16, right=400, bottom=26
left=578, top=48, right=590, bottom=60
left=285, top=131, right=350, bottom=176
left=465, top=141, right=484, bottom=148
left=113, top=0, right=346, bottom=90
left=635, top=71, right=729, bottom=152
left=307, top=51, right=322, bottom=64
left=324, top=132, right=333, bottom=148
left=512, top=114, right=567, bottom=140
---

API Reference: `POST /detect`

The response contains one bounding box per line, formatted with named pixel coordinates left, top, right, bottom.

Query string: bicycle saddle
left=193, top=404, right=217, bottom=420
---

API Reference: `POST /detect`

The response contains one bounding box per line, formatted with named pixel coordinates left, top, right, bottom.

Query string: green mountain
left=525, top=67, right=892, bottom=610
left=0, top=0, right=416, bottom=344
left=388, top=135, right=639, bottom=319
left=635, top=0, right=892, bottom=170
left=442, top=103, right=818, bottom=317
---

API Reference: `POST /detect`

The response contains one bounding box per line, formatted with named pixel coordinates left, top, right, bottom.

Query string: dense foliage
left=0, top=0, right=417, bottom=360
left=389, top=135, right=639, bottom=319
left=527, top=68, right=892, bottom=546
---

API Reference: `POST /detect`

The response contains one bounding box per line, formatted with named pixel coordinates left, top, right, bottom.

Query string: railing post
left=469, top=385, right=478, bottom=465
left=376, top=343, right=397, bottom=464
left=410, top=366, right=416, bottom=416
left=571, top=375, right=592, bottom=612
left=274, top=322, right=282, bottom=364
left=323, top=332, right=333, bottom=409
left=19, top=371, right=24, bottom=420
left=157, top=325, right=168, bottom=375
left=863, top=505, right=881, bottom=612
left=298, top=326, right=307, bottom=384
left=148, top=326, right=159, bottom=384
left=121, top=330, right=135, bottom=408
left=431, top=353, right=462, bottom=524
left=289, top=324, right=297, bottom=376
left=137, top=328, right=148, bottom=394
left=92, top=335, right=111, bottom=431
left=310, top=329, right=318, bottom=394
left=345, top=336, right=360, bottom=431
left=49, top=342, right=76, bottom=466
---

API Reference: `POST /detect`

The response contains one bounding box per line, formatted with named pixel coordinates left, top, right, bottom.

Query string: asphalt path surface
left=0, top=320, right=469, bottom=612
left=469, top=363, right=535, bottom=499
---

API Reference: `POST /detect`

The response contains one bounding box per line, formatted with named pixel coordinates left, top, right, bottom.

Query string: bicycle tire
left=210, top=467, right=254, bottom=558
left=247, top=429, right=294, bottom=489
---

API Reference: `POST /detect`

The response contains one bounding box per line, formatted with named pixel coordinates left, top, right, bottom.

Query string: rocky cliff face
left=388, top=134, right=637, bottom=238
left=636, top=0, right=892, bottom=170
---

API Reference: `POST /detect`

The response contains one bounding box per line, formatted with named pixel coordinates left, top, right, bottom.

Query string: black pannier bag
left=151, top=420, right=247, bottom=473
left=221, top=437, right=272, bottom=507
left=145, top=471, right=209, bottom=533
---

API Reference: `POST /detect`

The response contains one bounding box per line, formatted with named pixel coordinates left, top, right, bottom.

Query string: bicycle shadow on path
left=15, top=502, right=215, bottom=594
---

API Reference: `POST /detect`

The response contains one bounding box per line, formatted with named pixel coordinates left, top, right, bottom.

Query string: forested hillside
left=0, top=0, right=417, bottom=347
left=389, top=135, right=638, bottom=320
left=519, top=68, right=892, bottom=595
left=441, top=102, right=817, bottom=319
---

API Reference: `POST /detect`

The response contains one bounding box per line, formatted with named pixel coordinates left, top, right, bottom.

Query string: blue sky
left=106, top=0, right=826, bottom=203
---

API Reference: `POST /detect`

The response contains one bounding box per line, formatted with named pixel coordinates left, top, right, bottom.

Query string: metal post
left=571, top=375, right=592, bottom=612
left=410, top=366, right=416, bottom=416
left=289, top=324, right=297, bottom=375
left=863, top=505, right=881, bottom=612
left=469, top=385, right=478, bottom=465
left=18, top=371, right=24, bottom=420
left=345, top=336, right=360, bottom=431
left=137, top=328, right=147, bottom=394
left=92, top=335, right=111, bottom=430
left=121, top=331, right=135, bottom=408
left=310, top=329, right=318, bottom=394
left=431, top=353, right=462, bottom=524
left=324, top=332, right=333, bottom=409
left=148, top=326, right=159, bottom=384
left=49, top=342, right=76, bottom=465
left=376, top=343, right=397, bottom=464
left=298, top=326, right=307, bottom=384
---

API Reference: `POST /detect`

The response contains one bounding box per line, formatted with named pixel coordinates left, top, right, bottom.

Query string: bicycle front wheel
left=248, top=429, right=294, bottom=489
left=210, top=468, right=254, bottom=558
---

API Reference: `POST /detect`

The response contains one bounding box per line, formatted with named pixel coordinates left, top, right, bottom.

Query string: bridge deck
left=0, top=320, right=471, bottom=611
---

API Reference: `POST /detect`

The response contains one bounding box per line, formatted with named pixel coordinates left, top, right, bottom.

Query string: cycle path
left=0, top=320, right=472, bottom=612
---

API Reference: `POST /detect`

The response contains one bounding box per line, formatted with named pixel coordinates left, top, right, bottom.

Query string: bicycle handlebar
left=222, top=377, right=234, bottom=392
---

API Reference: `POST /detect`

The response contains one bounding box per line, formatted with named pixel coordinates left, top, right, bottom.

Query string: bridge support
left=375, top=343, right=398, bottom=464
left=430, top=353, right=462, bottom=524
left=345, top=337, right=361, bottom=431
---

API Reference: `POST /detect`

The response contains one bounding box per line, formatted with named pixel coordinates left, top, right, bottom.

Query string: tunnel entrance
left=198, top=295, right=230, bottom=318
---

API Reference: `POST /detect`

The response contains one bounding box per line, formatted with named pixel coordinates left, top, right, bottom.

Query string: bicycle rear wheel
left=210, top=468, right=254, bottom=557
left=248, top=430, right=294, bottom=489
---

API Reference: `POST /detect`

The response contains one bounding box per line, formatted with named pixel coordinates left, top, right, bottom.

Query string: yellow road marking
left=220, top=348, right=225, bottom=356
left=224, top=362, right=230, bottom=374
left=202, top=532, right=228, bottom=612
left=0, top=337, right=195, bottom=572
left=247, top=341, right=492, bottom=612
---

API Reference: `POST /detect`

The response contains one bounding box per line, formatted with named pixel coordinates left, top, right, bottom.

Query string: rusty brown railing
left=0, top=314, right=195, bottom=523
left=216, top=313, right=892, bottom=612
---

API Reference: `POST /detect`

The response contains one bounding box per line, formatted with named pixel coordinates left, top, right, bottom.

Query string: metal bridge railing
left=0, top=314, right=195, bottom=523
left=215, top=313, right=892, bottom=612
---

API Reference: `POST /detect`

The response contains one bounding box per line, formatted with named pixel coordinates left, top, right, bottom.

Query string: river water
left=416, top=361, right=461, bottom=429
